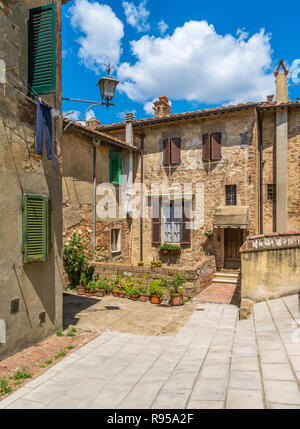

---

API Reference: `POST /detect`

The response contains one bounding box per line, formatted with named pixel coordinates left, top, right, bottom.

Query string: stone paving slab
left=1, top=296, right=300, bottom=409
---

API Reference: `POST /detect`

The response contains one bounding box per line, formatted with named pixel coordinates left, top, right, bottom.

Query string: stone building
left=0, top=0, right=68, bottom=358
left=94, top=63, right=300, bottom=272
left=62, top=117, right=139, bottom=262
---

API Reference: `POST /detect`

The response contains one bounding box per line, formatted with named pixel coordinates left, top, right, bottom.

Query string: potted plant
left=160, top=244, right=170, bottom=254
left=129, top=287, right=140, bottom=301
left=138, top=261, right=144, bottom=267
left=77, top=272, right=87, bottom=296
left=149, top=280, right=163, bottom=304
left=137, top=281, right=148, bottom=302
left=103, top=282, right=112, bottom=295
left=151, top=260, right=162, bottom=268
left=86, top=280, right=97, bottom=296
left=95, top=280, right=106, bottom=297
left=204, top=230, right=213, bottom=238
left=168, top=274, right=186, bottom=306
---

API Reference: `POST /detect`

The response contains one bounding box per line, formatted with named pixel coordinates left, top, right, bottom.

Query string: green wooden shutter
left=47, top=199, right=52, bottom=258
left=23, top=195, right=49, bottom=263
left=109, top=151, right=122, bottom=185
left=28, top=4, right=56, bottom=95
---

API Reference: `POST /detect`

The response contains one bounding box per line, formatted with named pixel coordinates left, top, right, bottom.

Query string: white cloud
left=117, top=20, right=275, bottom=110
left=85, top=109, right=96, bottom=121
left=158, top=19, right=168, bottom=35
left=290, top=59, right=300, bottom=84
left=122, top=0, right=150, bottom=32
left=63, top=110, right=81, bottom=121
left=69, top=0, right=124, bottom=72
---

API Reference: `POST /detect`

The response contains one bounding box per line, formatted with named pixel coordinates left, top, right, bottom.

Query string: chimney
left=274, top=61, right=289, bottom=232
left=153, top=96, right=171, bottom=118
left=125, top=112, right=134, bottom=145
left=86, top=117, right=101, bottom=130
left=267, top=95, right=274, bottom=104
left=274, top=60, right=289, bottom=104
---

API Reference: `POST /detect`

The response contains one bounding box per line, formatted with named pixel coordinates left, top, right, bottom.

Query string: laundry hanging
left=36, top=99, right=53, bottom=159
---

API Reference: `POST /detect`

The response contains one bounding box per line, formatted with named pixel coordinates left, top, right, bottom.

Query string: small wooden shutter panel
left=152, top=198, right=161, bottom=244
left=202, top=133, right=210, bottom=161
left=163, top=138, right=170, bottom=165
left=211, top=132, right=222, bottom=161
left=47, top=199, right=52, bottom=258
left=23, top=195, right=49, bottom=263
left=110, top=151, right=122, bottom=185
left=181, top=200, right=192, bottom=245
left=171, top=138, right=181, bottom=164
left=28, top=4, right=56, bottom=95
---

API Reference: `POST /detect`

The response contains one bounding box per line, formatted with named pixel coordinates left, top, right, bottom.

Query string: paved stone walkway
left=194, top=283, right=240, bottom=305
left=1, top=294, right=300, bottom=409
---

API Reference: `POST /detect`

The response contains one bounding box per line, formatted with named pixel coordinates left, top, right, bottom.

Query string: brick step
left=212, top=278, right=239, bottom=285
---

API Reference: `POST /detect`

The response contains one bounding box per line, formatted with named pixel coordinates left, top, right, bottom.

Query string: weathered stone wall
left=240, top=233, right=300, bottom=315
left=0, top=0, right=64, bottom=359
left=93, top=256, right=216, bottom=297
left=287, top=109, right=300, bottom=232
left=62, top=128, right=135, bottom=264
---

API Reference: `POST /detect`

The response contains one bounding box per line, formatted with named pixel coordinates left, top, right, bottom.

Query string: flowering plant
left=63, top=230, right=92, bottom=287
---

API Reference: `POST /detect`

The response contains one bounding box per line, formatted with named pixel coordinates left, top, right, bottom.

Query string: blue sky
left=62, top=0, right=300, bottom=125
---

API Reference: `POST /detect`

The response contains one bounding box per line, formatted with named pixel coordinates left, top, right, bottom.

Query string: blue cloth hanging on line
left=36, top=100, right=52, bottom=160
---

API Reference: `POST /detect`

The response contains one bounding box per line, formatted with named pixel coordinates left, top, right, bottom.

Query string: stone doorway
left=224, top=228, right=244, bottom=269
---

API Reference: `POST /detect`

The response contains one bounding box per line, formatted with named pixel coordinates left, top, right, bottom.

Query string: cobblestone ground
left=1, top=294, right=300, bottom=409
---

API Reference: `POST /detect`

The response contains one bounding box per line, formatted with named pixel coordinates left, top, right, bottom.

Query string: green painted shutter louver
left=22, top=195, right=51, bottom=263
left=28, top=4, right=56, bottom=95
left=109, top=151, right=122, bottom=185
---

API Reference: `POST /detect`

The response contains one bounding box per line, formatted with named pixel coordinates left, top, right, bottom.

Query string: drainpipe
left=257, top=109, right=265, bottom=235
left=140, top=133, right=145, bottom=262
left=92, top=138, right=100, bottom=250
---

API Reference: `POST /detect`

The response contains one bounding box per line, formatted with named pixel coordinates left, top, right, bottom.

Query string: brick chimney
left=274, top=60, right=289, bottom=104
left=86, top=117, right=101, bottom=130
left=125, top=112, right=134, bottom=145
left=153, top=96, right=171, bottom=118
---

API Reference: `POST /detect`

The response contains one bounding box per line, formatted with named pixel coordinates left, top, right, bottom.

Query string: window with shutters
left=22, top=195, right=52, bottom=263
left=202, top=132, right=222, bottom=161
left=109, top=151, right=122, bottom=185
left=225, top=185, right=237, bottom=206
left=162, top=138, right=181, bottom=166
left=154, top=199, right=192, bottom=246
left=28, top=4, right=56, bottom=95
left=163, top=200, right=181, bottom=243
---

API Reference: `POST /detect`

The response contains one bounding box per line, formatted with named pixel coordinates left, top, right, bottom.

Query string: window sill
left=111, top=250, right=121, bottom=255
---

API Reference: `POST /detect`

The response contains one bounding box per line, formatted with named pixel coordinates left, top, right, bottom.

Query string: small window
left=163, top=201, right=181, bottom=243
left=111, top=229, right=121, bottom=253
left=109, top=151, right=122, bottom=185
left=267, top=184, right=276, bottom=202
left=225, top=185, right=237, bottom=206
left=22, top=194, right=52, bottom=263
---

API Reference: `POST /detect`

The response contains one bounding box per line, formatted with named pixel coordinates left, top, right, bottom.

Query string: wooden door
left=224, top=228, right=243, bottom=269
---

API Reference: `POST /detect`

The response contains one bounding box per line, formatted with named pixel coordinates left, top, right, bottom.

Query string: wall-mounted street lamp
left=62, top=64, right=119, bottom=131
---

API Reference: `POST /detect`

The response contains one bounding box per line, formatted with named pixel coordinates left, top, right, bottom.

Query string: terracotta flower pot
left=129, top=295, right=139, bottom=301
left=86, top=290, right=96, bottom=297
left=76, top=286, right=86, bottom=296
left=150, top=295, right=161, bottom=304
left=95, top=289, right=105, bottom=297
left=118, top=291, right=125, bottom=298
left=162, top=250, right=169, bottom=254
left=170, top=294, right=184, bottom=306
left=139, top=294, right=148, bottom=302
left=138, top=262, right=144, bottom=267
left=112, top=290, right=119, bottom=297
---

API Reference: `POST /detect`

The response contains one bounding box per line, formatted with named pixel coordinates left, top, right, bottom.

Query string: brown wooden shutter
left=211, top=132, right=222, bottom=161
left=181, top=200, right=192, bottom=245
left=152, top=198, right=161, bottom=244
left=202, top=133, right=210, bottom=161
left=171, top=138, right=181, bottom=164
left=163, top=138, right=170, bottom=165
